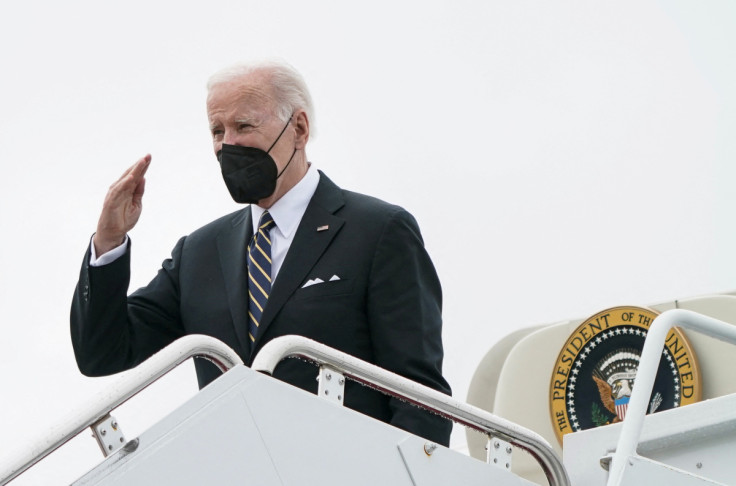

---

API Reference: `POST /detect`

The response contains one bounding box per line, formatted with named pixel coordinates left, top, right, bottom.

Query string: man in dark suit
left=71, top=60, right=452, bottom=445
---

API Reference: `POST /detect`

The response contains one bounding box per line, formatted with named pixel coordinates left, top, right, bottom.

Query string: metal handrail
left=0, top=335, right=243, bottom=485
left=606, top=309, right=736, bottom=486
left=252, top=335, right=570, bottom=486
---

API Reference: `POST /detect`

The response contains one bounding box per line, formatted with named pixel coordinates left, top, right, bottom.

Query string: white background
left=1, top=1, right=735, bottom=482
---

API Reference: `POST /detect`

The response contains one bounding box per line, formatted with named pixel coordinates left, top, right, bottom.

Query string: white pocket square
left=302, top=275, right=342, bottom=288
left=301, top=278, right=324, bottom=288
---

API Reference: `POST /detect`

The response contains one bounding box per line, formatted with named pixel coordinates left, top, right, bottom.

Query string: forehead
left=207, top=74, right=277, bottom=121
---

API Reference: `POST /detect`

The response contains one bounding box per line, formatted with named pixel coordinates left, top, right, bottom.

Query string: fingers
left=125, top=155, right=150, bottom=195
left=111, top=155, right=151, bottom=196
left=114, top=154, right=152, bottom=185
left=131, top=154, right=152, bottom=180
left=102, top=154, right=151, bottom=213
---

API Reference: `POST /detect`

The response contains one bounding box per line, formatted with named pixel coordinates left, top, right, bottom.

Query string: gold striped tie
left=247, top=211, right=276, bottom=344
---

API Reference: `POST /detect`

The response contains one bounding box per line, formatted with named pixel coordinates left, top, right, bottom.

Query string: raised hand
left=93, top=154, right=151, bottom=256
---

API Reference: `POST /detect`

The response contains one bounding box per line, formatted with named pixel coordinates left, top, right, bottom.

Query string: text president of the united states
left=70, top=59, right=452, bottom=445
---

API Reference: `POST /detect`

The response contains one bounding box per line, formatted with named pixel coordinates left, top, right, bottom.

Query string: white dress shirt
left=90, top=164, right=321, bottom=279
left=248, top=164, right=319, bottom=282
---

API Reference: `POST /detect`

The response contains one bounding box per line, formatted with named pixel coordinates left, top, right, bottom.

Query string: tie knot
left=258, top=211, right=276, bottom=233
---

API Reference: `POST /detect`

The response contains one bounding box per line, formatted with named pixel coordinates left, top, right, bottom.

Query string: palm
left=94, top=155, right=151, bottom=254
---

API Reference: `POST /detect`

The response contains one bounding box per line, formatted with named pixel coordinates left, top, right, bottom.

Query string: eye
left=238, top=123, right=253, bottom=131
left=211, top=128, right=223, bottom=138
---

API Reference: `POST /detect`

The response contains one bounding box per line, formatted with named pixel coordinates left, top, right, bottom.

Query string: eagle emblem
left=592, top=349, right=639, bottom=422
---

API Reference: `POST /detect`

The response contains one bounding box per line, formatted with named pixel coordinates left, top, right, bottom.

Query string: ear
left=293, top=110, right=310, bottom=149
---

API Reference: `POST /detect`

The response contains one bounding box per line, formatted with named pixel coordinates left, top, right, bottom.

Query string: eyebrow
left=209, top=115, right=263, bottom=131
left=235, top=117, right=260, bottom=125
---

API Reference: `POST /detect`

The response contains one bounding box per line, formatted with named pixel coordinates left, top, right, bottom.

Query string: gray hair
left=207, top=59, right=316, bottom=135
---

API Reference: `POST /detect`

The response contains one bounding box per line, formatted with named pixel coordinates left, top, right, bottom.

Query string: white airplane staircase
left=0, top=335, right=567, bottom=486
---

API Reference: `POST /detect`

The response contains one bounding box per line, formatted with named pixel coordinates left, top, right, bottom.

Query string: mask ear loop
left=276, top=148, right=298, bottom=179
left=266, top=113, right=295, bottom=153
left=268, top=113, right=297, bottom=179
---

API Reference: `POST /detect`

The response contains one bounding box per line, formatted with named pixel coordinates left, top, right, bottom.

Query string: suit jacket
left=71, top=171, right=452, bottom=445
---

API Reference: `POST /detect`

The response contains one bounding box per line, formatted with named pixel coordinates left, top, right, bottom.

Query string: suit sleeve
left=366, top=209, right=453, bottom=446
left=70, top=237, right=187, bottom=376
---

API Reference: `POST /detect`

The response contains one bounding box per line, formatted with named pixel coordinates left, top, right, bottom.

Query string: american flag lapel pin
left=317, top=225, right=329, bottom=232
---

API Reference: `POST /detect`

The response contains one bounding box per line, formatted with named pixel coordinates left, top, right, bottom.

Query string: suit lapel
left=253, top=173, right=345, bottom=350
left=216, top=207, right=253, bottom=358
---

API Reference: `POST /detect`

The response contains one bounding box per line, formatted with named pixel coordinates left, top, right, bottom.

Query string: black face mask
left=217, top=117, right=296, bottom=204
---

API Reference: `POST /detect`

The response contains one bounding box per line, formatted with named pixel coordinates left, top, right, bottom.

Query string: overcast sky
left=1, top=1, right=735, bottom=482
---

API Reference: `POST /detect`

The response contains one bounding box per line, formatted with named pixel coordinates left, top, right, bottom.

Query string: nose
left=214, top=129, right=238, bottom=156
left=222, top=128, right=240, bottom=146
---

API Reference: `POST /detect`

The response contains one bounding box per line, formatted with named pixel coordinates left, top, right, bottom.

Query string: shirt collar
left=251, top=164, right=320, bottom=238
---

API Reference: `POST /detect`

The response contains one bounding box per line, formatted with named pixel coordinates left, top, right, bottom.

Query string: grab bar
left=252, top=335, right=570, bottom=486
left=0, top=334, right=243, bottom=485
left=606, top=309, right=736, bottom=486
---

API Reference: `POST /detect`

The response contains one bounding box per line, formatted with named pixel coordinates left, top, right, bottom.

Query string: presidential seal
left=549, top=306, right=701, bottom=444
